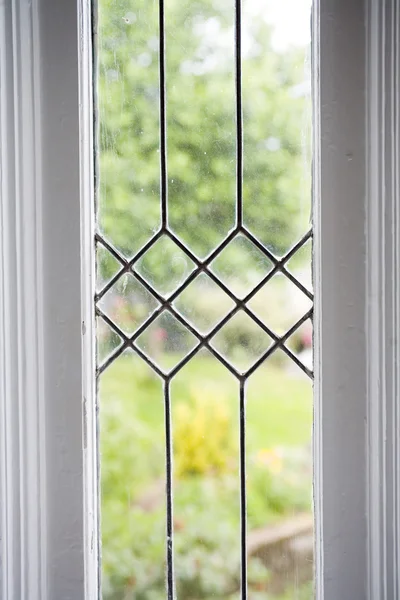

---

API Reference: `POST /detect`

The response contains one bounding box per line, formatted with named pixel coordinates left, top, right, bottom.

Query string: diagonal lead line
left=97, top=341, right=127, bottom=377
left=95, top=230, right=164, bottom=301
left=240, top=227, right=279, bottom=266
left=240, top=228, right=313, bottom=298
left=131, top=343, right=167, bottom=380
left=96, top=227, right=314, bottom=378
left=95, top=267, right=127, bottom=304
left=281, top=344, right=313, bottom=379
left=95, top=311, right=129, bottom=376
left=164, top=228, right=313, bottom=310
left=280, top=265, right=313, bottom=301
left=240, top=226, right=312, bottom=267
left=245, top=308, right=313, bottom=378
left=96, top=227, right=237, bottom=304
left=282, top=228, right=312, bottom=263
left=97, top=225, right=312, bottom=306
left=96, top=233, right=128, bottom=266
left=96, top=247, right=313, bottom=378
left=98, top=230, right=247, bottom=323
left=167, top=342, right=203, bottom=378
left=122, top=259, right=300, bottom=374
left=96, top=282, right=241, bottom=379
left=241, top=305, right=280, bottom=343
left=168, top=337, right=241, bottom=380
left=238, top=248, right=313, bottom=308
left=168, top=303, right=277, bottom=379
left=166, top=227, right=236, bottom=269
left=165, top=304, right=241, bottom=378
left=97, top=272, right=167, bottom=347
left=97, top=226, right=313, bottom=312
left=95, top=308, right=166, bottom=379
left=169, top=304, right=312, bottom=380
left=126, top=228, right=239, bottom=307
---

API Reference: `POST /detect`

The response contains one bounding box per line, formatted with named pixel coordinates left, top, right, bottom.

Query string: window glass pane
left=166, top=0, right=236, bottom=258
left=98, top=1, right=161, bottom=258
left=96, top=0, right=313, bottom=598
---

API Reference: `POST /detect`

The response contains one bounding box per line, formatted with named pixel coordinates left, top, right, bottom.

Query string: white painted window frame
left=0, top=0, right=397, bottom=598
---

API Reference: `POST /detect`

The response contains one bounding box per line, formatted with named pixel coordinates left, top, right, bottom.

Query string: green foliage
left=174, top=388, right=235, bottom=477
left=99, top=355, right=312, bottom=599
left=277, top=582, right=314, bottom=600
left=247, top=447, right=312, bottom=528
left=98, top=0, right=310, bottom=269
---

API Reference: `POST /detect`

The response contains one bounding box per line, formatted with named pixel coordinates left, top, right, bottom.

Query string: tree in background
left=98, top=0, right=310, bottom=282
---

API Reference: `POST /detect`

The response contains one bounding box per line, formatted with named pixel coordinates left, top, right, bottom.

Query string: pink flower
left=154, top=327, right=167, bottom=342
left=301, top=323, right=312, bottom=348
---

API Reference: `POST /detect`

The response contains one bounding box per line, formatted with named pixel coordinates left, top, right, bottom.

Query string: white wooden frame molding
left=0, top=0, right=399, bottom=598
left=0, top=0, right=46, bottom=597
left=366, top=1, right=400, bottom=598
left=0, top=0, right=95, bottom=598
left=313, top=0, right=367, bottom=597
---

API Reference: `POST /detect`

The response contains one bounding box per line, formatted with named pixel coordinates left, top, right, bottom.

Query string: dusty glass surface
left=209, top=233, right=273, bottom=299
left=242, top=2, right=312, bottom=256
left=166, top=0, right=236, bottom=258
left=173, top=272, right=235, bottom=334
left=97, top=1, right=161, bottom=258
left=135, top=236, right=197, bottom=297
left=96, top=0, right=313, bottom=598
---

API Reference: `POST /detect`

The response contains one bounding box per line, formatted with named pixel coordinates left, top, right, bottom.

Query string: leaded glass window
left=95, top=0, right=313, bottom=597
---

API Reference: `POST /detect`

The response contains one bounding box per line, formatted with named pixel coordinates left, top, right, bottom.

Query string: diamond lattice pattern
left=95, top=229, right=312, bottom=378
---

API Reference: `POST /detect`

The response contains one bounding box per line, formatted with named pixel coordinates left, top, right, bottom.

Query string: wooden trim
left=366, top=0, right=400, bottom=597
left=0, top=0, right=46, bottom=596
left=0, top=0, right=87, bottom=597
left=313, top=0, right=367, bottom=597
left=78, top=0, right=99, bottom=596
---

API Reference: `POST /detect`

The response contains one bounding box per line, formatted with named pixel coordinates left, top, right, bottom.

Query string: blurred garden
left=97, top=0, right=313, bottom=597
left=100, top=353, right=313, bottom=599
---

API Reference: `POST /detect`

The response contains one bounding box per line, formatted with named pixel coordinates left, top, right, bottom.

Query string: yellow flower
left=173, top=387, right=234, bottom=478
left=256, top=448, right=283, bottom=474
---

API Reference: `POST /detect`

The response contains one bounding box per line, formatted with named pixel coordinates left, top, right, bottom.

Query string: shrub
left=173, top=388, right=236, bottom=477
left=247, top=447, right=312, bottom=529
left=99, top=358, right=312, bottom=599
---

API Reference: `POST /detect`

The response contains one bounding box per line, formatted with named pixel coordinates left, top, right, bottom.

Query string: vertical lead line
left=396, top=1, right=400, bottom=594
left=164, top=380, right=175, bottom=599
left=393, top=1, right=400, bottom=593
left=239, top=380, right=247, bottom=600
left=159, top=0, right=168, bottom=228
left=235, top=0, right=243, bottom=227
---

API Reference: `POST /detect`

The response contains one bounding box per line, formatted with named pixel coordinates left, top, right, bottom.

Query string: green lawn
left=100, top=350, right=312, bottom=451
